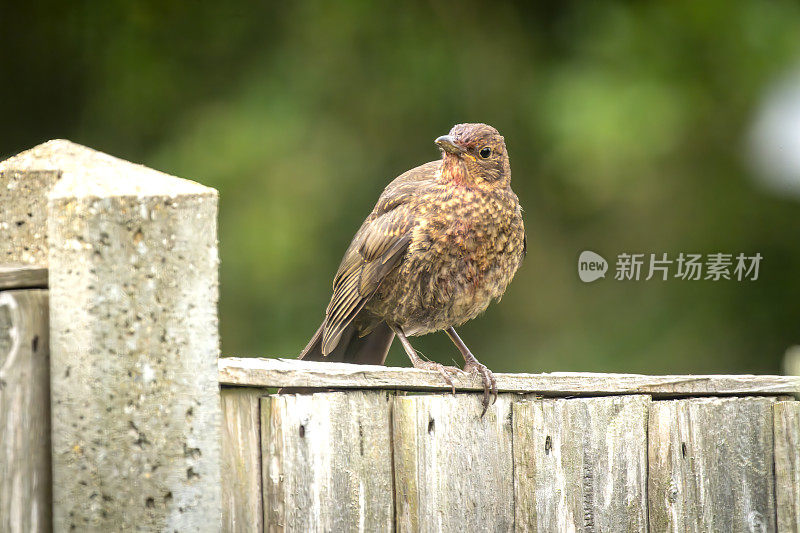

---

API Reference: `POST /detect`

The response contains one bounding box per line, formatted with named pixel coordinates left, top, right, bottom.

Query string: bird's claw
left=413, top=361, right=461, bottom=395
left=464, top=361, right=497, bottom=417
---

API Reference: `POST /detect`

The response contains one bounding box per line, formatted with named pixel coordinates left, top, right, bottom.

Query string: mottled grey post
left=18, top=140, right=222, bottom=530
left=0, top=151, right=60, bottom=265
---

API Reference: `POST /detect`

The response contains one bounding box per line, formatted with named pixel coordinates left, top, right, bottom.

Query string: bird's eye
left=479, top=147, right=492, bottom=159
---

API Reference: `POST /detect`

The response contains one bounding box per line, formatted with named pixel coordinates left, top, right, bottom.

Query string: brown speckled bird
left=298, top=123, right=525, bottom=414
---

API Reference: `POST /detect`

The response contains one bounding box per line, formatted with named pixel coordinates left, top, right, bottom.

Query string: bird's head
left=435, top=123, right=510, bottom=187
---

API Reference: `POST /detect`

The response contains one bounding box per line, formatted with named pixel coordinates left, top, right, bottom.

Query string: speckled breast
left=366, top=184, right=524, bottom=336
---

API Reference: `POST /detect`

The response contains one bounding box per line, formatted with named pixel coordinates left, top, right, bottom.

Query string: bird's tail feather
left=279, top=319, right=395, bottom=394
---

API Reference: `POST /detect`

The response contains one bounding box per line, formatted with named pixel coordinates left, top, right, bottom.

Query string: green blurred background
left=3, top=1, right=799, bottom=374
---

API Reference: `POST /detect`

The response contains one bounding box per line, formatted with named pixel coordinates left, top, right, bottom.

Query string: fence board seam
left=774, top=401, right=800, bottom=530
left=645, top=402, right=651, bottom=533
left=510, top=399, right=519, bottom=532
left=258, top=396, right=266, bottom=533
left=389, top=392, right=398, bottom=533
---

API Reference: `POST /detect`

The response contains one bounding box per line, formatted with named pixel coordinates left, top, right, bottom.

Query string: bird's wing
left=322, top=161, right=440, bottom=355
left=322, top=207, right=413, bottom=355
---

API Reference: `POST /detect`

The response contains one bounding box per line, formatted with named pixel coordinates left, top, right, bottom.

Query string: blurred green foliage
left=3, top=0, right=799, bottom=373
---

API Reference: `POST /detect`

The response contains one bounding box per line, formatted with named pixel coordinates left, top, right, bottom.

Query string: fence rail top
left=219, top=357, right=800, bottom=397
left=0, top=264, right=47, bottom=290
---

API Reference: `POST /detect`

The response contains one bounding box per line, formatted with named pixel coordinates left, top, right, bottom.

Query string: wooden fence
left=220, top=358, right=800, bottom=532
left=1, top=140, right=799, bottom=532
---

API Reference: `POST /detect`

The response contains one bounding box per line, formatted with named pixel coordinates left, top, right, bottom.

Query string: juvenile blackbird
left=297, top=123, right=525, bottom=414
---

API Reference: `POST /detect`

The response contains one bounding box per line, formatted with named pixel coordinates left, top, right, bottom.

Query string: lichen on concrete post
left=35, top=141, right=221, bottom=530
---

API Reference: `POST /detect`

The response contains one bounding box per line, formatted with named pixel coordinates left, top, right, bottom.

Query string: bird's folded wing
left=322, top=207, right=413, bottom=355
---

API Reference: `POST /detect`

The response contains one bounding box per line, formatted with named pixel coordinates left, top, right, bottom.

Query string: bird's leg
left=390, top=324, right=460, bottom=395
left=445, top=327, right=498, bottom=415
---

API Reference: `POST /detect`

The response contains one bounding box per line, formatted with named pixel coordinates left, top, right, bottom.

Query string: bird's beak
left=435, top=135, right=464, bottom=155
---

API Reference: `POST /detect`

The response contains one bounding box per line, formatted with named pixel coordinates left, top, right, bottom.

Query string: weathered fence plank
left=0, top=289, right=51, bottom=533
left=648, top=397, right=776, bottom=532
left=261, top=391, right=394, bottom=532
left=220, top=357, right=800, bottom=397
left=222, top=387, right=267, bottom=533
left=774, top=400, right=800, bottom=531
left=392, top=393, right=515, bottom=532
left=512, top=395, right=649, bottom=532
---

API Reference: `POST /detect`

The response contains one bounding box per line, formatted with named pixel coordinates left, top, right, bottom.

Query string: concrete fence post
left=5, top=140, right=222, bottom=530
